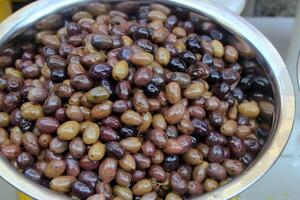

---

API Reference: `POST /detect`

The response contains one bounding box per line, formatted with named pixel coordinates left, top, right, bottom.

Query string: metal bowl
left=0, top=0, right=295, bottom=199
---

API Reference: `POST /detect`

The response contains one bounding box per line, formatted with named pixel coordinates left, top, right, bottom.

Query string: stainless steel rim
left=0, top=0, right=295, bottom=200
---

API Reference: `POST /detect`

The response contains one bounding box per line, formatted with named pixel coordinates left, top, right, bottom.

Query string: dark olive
left=118, top=126, right=137, bottom=138
left=163, top=155, right=179, bottom=172
left=168, top=57, right=187, bottom=72
left=186, top=36, right=202, bottom=53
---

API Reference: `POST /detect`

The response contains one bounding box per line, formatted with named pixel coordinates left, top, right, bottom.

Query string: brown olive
left=121, top=110, right=143, bottom=126
left=1, top=143, right=21, bottom=160
left=164, top=100, right=185, bottom=124
left=132, top=179, right=153, bottom=196
left=50, top=176, right=76, bottom=193
left=148, top=10, right=167, bottom=21
left=184, top=82, right=205, bottom=100
left=119, top=153, right=136, bottom=172
left=115, top=168, right=132, bottom=187
left=113, top=185, right=133, bottom=200
left=66, top=156, right=80, bottom=177
left=140, top=140, right=155, bottom=157
left=50, top=137, right=68, bottom=154
left=152, top=114, right=167, bottom=130
left=44, top=160, right=66, bottom=178
left=91, top=101, right=113, bottom=119
left=57, top=121, right=81, bottom=141
left=21, top=104, right=44, bottom=121
left=88, top=142, right=105, bottom=161
left=192, top=161, right=209, bottom=183
left=149, top=165, right=166, bottom=182
left=120, top=137, right=142, bottom=153
left=188, top=181, right=203, bottom=196
left=10, top=127, right=22, bottom=145
left=134, top=153, right=151, bottom=169
left=130, top=52, right=154, bottom=66
left=68, top=137, right=86, bottom=158
left=82, top=122, right=100, bottom=145
left=169, top=171, right=188, bottom=195
left=86, top=86, right=110, bottom=104
left=238, top=101, right=260, bottom=118
left=207, top=163, right=227, bottom=181
left=177, top=164, right=192, bottom=181
left=155, top=47, right=170, bottom=66
left=137, top=112, right=152, bottom=133
left=112, top=60, right=129, bottom=81
left=98, top=157, right=117, bottom=182
left=204, top=178, right=219, bottom=192
left=152, top=27, right=169, bottom=43
left=182, top=148, right=203, bottom=166
left=151, top=149, right=164, bottom=165
left=22, top=132, right=40, bottom=156
left=79, top=154, right=99, bottom=171
left=36, top=117, right=60, bottom=134
left=133, top=67, right=153, bottom=87
left=165, top=192, right=183, bottom=200
left=223, top=159, right=245, bottom=176
left=27, top=87, right=48, bottom=104
left=165, top=82, right=181, bottom=104
left=133, top=90, right=150, bottom=114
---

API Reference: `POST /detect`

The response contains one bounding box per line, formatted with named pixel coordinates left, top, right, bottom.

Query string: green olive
left=86, top=86, right=110, bottom=104
left=112, top=60, right=129, bottom=81
left=57, top=121, right=81, bottom=141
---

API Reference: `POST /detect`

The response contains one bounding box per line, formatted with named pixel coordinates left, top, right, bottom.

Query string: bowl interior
left=0, top=0, right=294, bottom=200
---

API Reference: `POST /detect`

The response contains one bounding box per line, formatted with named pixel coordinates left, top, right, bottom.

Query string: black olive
left=118, top=47, right=134, bottom=61
left=256, top=128, right=269, bottom=138
left=191, top=136, right=198, bottom=148
left=118, top=126, right=137, bottom=138
left=186, top=36, right=202, bottom=53
left=179, top=50, right=196, bottom=66
left=202, top=53, right=213, bottom=66
left=24, top=168, right=42, bottom=183
left=166, top=15, right=178, bottom=30
left=19, top=118, right=34, bottom=132
left=209, top=112, right=224, bottom=127
left=239, top=152, right=254, bottom=166
left=242, top=60, right=258, bottom=74
left=98, top=78, right=115, bottom=96
left=163, top=155, right=179, bottom=172
left=209, top=29, right=224, bottom=41
left=143, top=82, right=160, bottom=97
left=232, top=87, right=244, bottom=103
left=221, top=68, right=240, bottom=84
left=135, top=39, right=154, bottom=53
left=91, top=33, right=113, bottom=50
left=105, top=142, right=125, bottom=159
left=207, top=67, right=221, bottom=84
left=168, top=57, right=187, bottom=72
left=212, top=82, right=230, bottom=99
left=252, top=76, right=271, bottom=93
left=244, top=138, right=260, bottom=152
left=51, top=69, right=67, bottom=83
left=136, top=26, right=150, bottom=39
left=208, top=145, right=224, bottom=163
left=192, top=118, right=209, bottom=138
left=238, top=74, right=254, bottom=91
left=67, top=22, right=81, bottom=36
